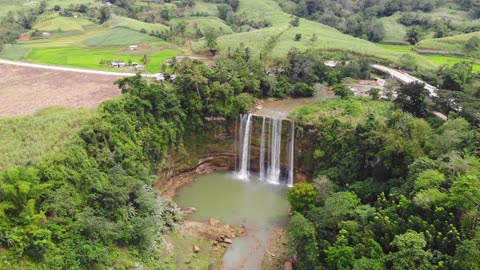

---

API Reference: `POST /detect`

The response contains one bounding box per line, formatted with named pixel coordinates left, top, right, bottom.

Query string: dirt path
left=0, top=59, right=156, bottom=77
left=0, top=63, right=123, bottom=116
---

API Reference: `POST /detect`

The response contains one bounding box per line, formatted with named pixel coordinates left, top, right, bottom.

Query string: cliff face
left=156, top=115, right=315, bottom=190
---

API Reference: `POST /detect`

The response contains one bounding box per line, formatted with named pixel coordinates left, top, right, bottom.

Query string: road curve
left=0, top=59, right=157, bottom=78
left=371, top=64, right=438, bottom=97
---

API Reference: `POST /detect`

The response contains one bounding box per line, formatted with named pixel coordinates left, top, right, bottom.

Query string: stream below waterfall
left=175, top=172, right=289, bottom=269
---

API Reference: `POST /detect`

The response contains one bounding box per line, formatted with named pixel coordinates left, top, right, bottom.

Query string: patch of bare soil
left=262, top=228, right=291, bottom=270
left=0, top=64, right=122, bottom=116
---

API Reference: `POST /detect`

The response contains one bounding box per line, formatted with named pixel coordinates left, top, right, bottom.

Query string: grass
left=378, top=16, right=408, bottom=45
left=25, top=45, right=181, bottom=72
left=416, top=31, right=480, bottom=53
left=0, top=107, right=93, bottom=170
left=0, top=44, right=30, bottom=60
left=33, top=14, right=94, bottom=32
left=423, top=54, right=480, bottom=73
left=84, top=27, right=159, bottom=47
left=290, top=97, right=393, bottom=126
left=104, top=15, right=169, bottom=33
left=167, top=232, right=214, bottom=269
left=378, top=44, right=480, bottom=72
left=213, top=0, right=410, bottom=64
left=171, top=16, right=233, bottom=36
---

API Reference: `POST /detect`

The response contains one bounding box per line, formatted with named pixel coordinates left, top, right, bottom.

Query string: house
left=42, top=32, right=51, bottom=36
left=132, top=62, right=138, bottom=67
left=155, top=73, right=165, bottom=82
left=135, top=65, right=145, bottom=71
left=169, top=74, right=177, bottom=82
left=129, top=45, right=138, bottom=51
left=105, top=1, right=113, bottom=7
left=110, top=61, right=126, bottom=68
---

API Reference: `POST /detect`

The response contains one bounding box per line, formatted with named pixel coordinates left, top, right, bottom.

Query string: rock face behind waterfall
left=234, top=114, right=313, bottom=185
left=156, top=115, right=314, bottom=193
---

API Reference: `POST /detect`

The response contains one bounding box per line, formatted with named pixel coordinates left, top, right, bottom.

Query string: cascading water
left=259, top=117, right=266, bottom=180
left=237, top=114, right=253, bottom=180
left=287, top=121, right=295, bottom=187
left=266, top=118, right=282, bottom=184
left=235, top=114, right=295, bottom=186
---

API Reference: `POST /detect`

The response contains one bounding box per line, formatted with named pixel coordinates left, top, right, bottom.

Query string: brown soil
left=0, top=64, right=122, bottom=116
left=18, top=35, right=31, bottom=41
left=262, top=228, right=291, bottom=270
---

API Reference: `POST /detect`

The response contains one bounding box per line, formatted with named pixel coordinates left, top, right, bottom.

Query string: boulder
left=193, top=245, right=200, bottom=253
left=188, top=207, right=197, bottom=212
left=284, top=262, right=293, bottom=270
left=223, top=238, right=233, bottom=244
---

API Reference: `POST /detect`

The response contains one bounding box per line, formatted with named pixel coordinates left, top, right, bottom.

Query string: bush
left=288, top=182, right=317, bottom=214
left=294, top=33, right=302, bottom=41
left=292, top=82, right=314, bottom=97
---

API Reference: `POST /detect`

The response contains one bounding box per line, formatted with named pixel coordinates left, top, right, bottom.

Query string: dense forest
left=287, top=83, right=480, bottom=269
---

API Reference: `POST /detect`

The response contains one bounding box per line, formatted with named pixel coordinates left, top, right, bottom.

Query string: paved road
left=0, top=59, right=157, bottom=77
left=371, top=64, right=438, bottom=97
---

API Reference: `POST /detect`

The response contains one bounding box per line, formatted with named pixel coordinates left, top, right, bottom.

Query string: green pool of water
left=175, top=172, right=290, bottom=269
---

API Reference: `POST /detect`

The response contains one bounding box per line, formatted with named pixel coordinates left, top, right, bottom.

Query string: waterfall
left=287, top=121, right=295, bottom=187
left=266, top=118, right=282, bottom=185
left=235, top=114, right=295, bottom=186
left=237, top=114, right=253, bottom=180
left=259, top=117, right=266, bottom=180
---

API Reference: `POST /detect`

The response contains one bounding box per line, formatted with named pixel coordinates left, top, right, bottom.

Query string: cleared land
left=0, top=63, right=122, bottom=116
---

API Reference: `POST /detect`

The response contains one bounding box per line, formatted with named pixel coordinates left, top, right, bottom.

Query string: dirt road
left=0, top=63, right=124, bottom=116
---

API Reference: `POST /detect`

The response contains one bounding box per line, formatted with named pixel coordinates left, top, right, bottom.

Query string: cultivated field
left=0, top=63, right=122, bottom=116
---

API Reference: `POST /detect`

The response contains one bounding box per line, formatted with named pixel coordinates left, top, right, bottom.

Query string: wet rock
left=223, top=238, right=233, bottom=244
left=193, top=245, right=200, bottom=253
left=284, top=262, right=293, bottom=270
left=209, top=218, right=220, bottom=226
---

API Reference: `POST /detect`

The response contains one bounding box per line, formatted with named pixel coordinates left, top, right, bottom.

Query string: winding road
left=371, top=64, right=438, bottom=97
left=0, top=59, right=157, bottom=77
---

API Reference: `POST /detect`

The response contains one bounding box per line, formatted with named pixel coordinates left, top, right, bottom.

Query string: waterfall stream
left=235, top=113, right=295, bottom=186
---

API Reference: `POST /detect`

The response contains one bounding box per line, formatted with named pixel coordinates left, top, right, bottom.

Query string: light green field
left=416, top=31, right=480, bottom=53
left=423, top=54, right=480, bottom=72
left=0, top=44, right=30, bottom=59
left=33, top=14, right=94, bottom=32
left=84, top=27, right=159, bottom=47
left=0, top=107, right=92, bottom=170
left=378, top=16, right=408, bottom=45
left=186, top=1, right=219, bottom=15
left=170, top=16, right=233, bottom=36
left=104, top=15, right=169, bottom=33
left=378, top=44, right=480, bottom=72
left=25, top=45, right=181, bottom=72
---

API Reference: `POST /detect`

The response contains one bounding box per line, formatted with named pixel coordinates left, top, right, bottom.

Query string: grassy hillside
left=213, top=0, right=407, bottom=63
left=378, top=16, right=408, bottom=45
left=0, top=107, right=92, bottom=170
left=104, top=15, right=169, bottom=33
left=416, top=31, right=480, bottom=53
left=33, top=13, right=94, bottom=33
left=84, top=27, right=159, bottom=47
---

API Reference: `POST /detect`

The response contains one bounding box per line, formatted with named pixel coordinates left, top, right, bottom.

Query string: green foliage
left=394, top=82, right=429, bottom=117
left=333, top=83, right=354, bottom=99
left=387, top=230, right=434, bottom=270
left=286, top=213, right=319, bottom=269
left=288, top=183, right=317, bottom=214
left=0, top=108, right=92, bottom=171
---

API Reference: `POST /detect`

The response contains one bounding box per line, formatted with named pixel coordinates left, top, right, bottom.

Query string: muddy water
left=175, top=172, right=289, bottom=269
